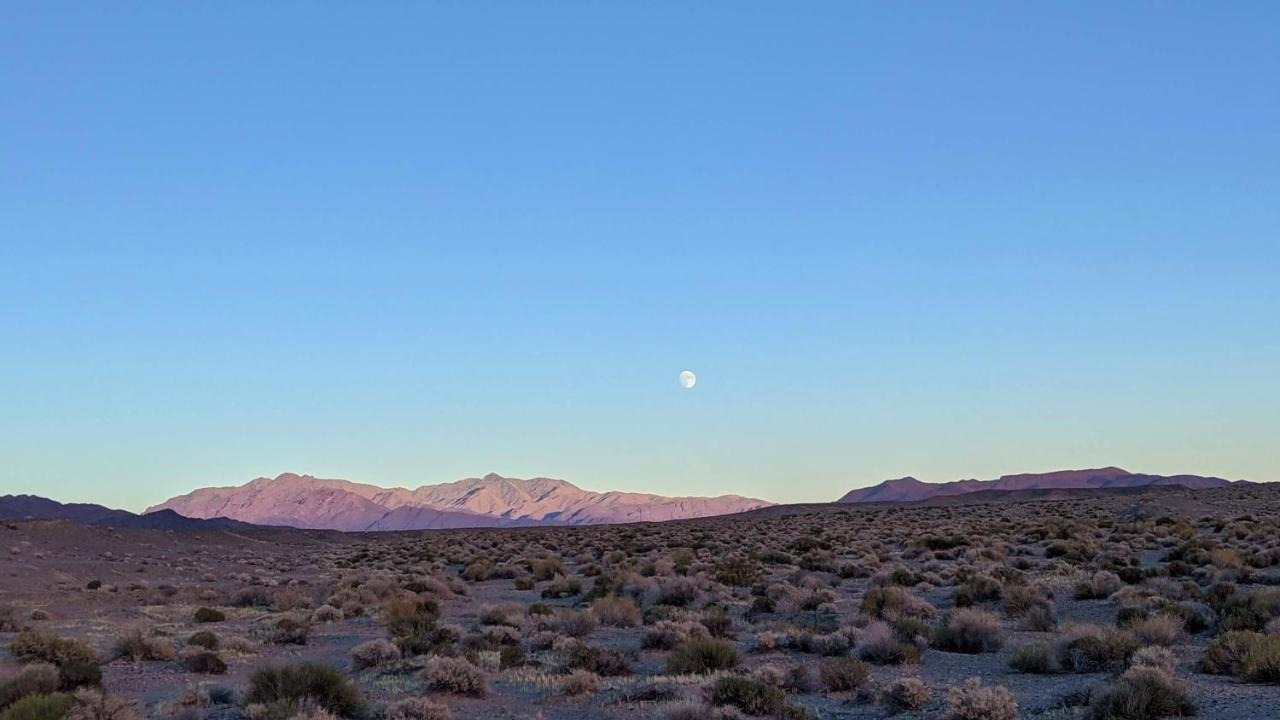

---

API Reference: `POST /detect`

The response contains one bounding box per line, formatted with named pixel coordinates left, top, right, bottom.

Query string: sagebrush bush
left=932, top=608, right=1004, bottom=654
left=193, top=608, right=225, bottom=623
left=818, top=657, right=869, bottom=692
left=187, top=630, right=219, bottom=651
left=1009, top=643, right=1056, bottom=674
left=561, top=669, right=601, bottom=697
left=882, top=676, right=932, bottom=714
left=386, top=698, right=451, bottom=720
left=946, top=678, right=1018, bottom=720
left=0, top=693, right=75, bottom=720
left=591, top=596, right=640, bottom=627
left=1088, top=667, right=1195, bottom=720
left=421, top=657, right=489, bottom=697
left=707, top=676, right=787, bottom=716
left=1127, top=615, right=1183, bottom=647
left=665, top=637, right=740, bottom=675
left=1199, top=630, right=1262, bottom=675
left=350, top=639, right=401, bottom=670
left=9, top=631, right=99, bottom=667
left=180, top=651, right=227, bottom=675
left=856, top=621, right=921, bottom=665
left=1128, top=645, right=1177, bottom=675
left=0, top=663, right=60, bottom=708
left=1057, top=625, right=1139, bottom=673
left=1242, top=634, right=1280, bottom=683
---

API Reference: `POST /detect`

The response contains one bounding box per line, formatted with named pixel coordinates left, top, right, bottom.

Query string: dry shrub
left=656, top=577, right=700, bottom=607
left=112, top=629, right=175, bottom=663
left=591, top=596, right=641, bottom=627
left=1128, top=646, right=1177, bottom=675
left=660, top=701, right=743, bottom=720
left=554, top=609, right=598, bottom=638
left=707, top=675, right=788, bottom=716
left=1009, top=643, right=1056, bottom=674
left=311, top=605, right=342, bottom=624
left=643, top=621, right=710, bottom=650
left=557, top=640, right=631, bottom=676
left=1057, top=624, right=1139, bottom=673
left=882, top=676, right=932, bottom=713
left=859, top=586, right=938, bottom=621
left=1127, top=615, right=1183, bottom=646
left=1087, top=667, right=1194, bottom=719
left=561, top=669, right=601, bottom=697
left=350, top=639, right=401, bottom=670
left=856, top=621, right=921, bottom=665
left=1242, top=634, right=1280, bottom=683
left=1074, top=571, right=1123, bottom=600
left=421, top=656, right=489, bottom=697
left=65, top=688, right=142, bottom=720
left=946, top=678, right=1018, bottom=720
left=818, top=657, right=869, bottom=692
left=386, top=698, right=451, bottom=720
left=180, top=650, right=227, bottom=675
left=1200, top=630, right=1262, bottom=675
left=665, top=637, right=740, bottom=675
left=932, top=608, right=1004, bottom=654
left=9, top=631, right=99, bottom=667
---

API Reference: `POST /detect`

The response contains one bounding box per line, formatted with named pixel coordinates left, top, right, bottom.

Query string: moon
left=679, top=370, right=697, bottom=389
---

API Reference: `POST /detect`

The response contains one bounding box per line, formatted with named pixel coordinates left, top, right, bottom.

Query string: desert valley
left=3, top=470, right=1280, bottom=720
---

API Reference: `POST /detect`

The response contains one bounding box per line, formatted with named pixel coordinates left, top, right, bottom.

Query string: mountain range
left=837, top=466, right=1241, bottom=504
left=4, top=467, right=1254, bottom=533
left=146, top=472, right=773, bottom=531
left=0, top=494, right=260, bottom=531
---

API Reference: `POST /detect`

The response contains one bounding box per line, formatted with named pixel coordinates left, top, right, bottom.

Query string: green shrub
left=243, top=664, right=365, bottom=719
left=187, top=631, right=219, bottom=651
left=193, top=607, right=225, bottom=623
left=1199, top=630, right=1263, bottom=675
left=1009, top=643, right=1056, bottom=674
left=666, top=638, right=740, bottom=675
left=559, top=641, right=631, bottom=677
left=9, top=632, right=98, bottom=667
left=182, top=651, right=227, bottom=675
left=1057, top=625, right=1139, bottom=673
left=0, top=693, right=74, bottom=720
left=1242, top=634, right=1280, bottom=683
left=707, top=676, right=787, bottom=715
left=0, top=664, right=60, bottom=709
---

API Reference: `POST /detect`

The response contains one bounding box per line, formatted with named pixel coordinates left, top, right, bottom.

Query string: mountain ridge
left=0, top=494, right=261, bottom=531
left=838, top=467, right=1242, bottom=504
left=148, top=472, right=774, bottom=531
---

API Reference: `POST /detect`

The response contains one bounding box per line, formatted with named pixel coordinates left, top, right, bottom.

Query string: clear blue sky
left=2, top=3, right=1278, bottom=511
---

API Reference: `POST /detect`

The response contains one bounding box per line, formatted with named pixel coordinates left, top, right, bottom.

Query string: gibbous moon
left=679, top=370, right=697, bottom=389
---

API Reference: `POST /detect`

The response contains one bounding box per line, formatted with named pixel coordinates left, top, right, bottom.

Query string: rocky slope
left=838, top=466, right=1240, bottom=504
left=148, top=472, right=773, bottom=530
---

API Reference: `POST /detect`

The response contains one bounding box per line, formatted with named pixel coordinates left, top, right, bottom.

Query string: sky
left=2, top=3, right=1278, bottom=512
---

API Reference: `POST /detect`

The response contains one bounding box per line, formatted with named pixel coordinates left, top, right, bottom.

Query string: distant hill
left=147, top=472, right=774, bottom=531
left=0, top=494, right=259, bottom=530
left=838, top=467, right=1242, bottom=504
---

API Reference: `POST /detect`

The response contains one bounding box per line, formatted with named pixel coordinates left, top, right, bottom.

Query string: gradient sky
left=3, top=3, right=1278, bottom=512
